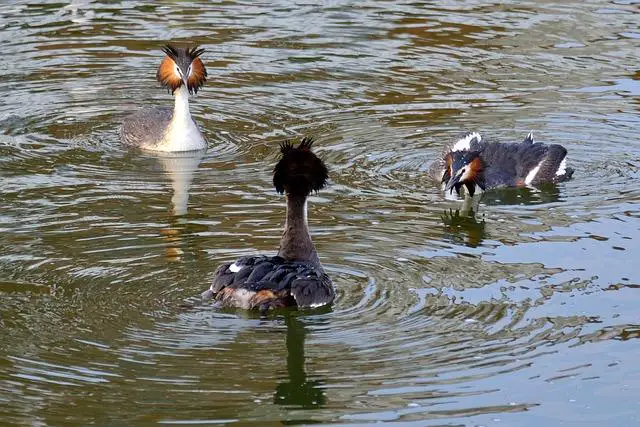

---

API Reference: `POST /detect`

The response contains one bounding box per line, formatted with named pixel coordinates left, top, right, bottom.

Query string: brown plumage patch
left=249, top=290, right=277, bottom=306
left=215, top=287, right=292, bottom=310
left=467, top=156, right=483, bottom=180
left=250, top=290, right=292, bottom=310
left=187, top=49, right=207, bottom=94
left=217, top=288, right=237, bottom=305
left=443, top=152, right=453, bottom=183
left=157, top=56, right=182, bottom=94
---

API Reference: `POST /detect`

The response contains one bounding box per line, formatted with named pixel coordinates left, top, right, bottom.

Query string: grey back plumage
left=120, top=107, right=172, bottom=147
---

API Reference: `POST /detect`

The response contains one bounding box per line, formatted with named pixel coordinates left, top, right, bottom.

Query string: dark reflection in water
left=274, top=314, right=326, bottom=410
left=481, top=185, right=564, bottom=207
left=441, top=208, right=486, bottom=248
left=439, top=184, right=564, bottom=247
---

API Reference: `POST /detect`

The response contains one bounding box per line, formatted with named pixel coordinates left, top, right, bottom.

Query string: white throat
left=158, top=86, right=207, bottom=152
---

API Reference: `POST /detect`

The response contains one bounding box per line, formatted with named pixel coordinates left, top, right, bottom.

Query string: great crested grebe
left=437, top=131, right=574, bottom=198
left=201, top=137, right=334, bottom=311
left=121, top=45, right=208, bottom=152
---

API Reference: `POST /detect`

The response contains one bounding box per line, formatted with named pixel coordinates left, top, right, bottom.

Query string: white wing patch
left=525, top=161, right=543, bottom=185
left=555, top=158, right=567, bottom=176
left=229, top=263, right=242, bottom=273
left=452, top=132, right=482, bottom=152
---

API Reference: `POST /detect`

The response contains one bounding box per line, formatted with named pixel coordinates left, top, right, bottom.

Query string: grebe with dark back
left=201, top=138, right=335, bottom=311
left=436, top=131, right=574, bottom=198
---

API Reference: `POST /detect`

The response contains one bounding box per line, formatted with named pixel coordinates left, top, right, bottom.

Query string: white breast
left=151, top=87, right=207, bottom=152
left=157, top=116, right=206, bottom=152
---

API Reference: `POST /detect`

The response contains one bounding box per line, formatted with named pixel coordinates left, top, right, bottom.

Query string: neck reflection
left=274, top=314, right=326, bottom=409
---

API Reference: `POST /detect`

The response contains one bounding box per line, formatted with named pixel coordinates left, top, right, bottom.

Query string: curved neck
left=278, top=193, right=321, bottom=268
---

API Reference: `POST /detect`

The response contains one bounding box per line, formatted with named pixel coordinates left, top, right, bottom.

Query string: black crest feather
left=161, top=44, right=180, bottom=61
left=188, top=46, right=206, bottom=59
left=273, top=137, right=328, bottom=196
left=161, top=44, right=205, bottom=62
left=280, top=140, right=294, bottom=154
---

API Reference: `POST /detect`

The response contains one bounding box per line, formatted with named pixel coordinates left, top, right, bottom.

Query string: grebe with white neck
left=121, top=45, right=208, bottom=152
left=201, top=137, right=334, bottom=311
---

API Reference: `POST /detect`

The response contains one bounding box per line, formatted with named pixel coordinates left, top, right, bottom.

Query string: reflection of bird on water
left=432, top=131, right=574, bottom=214
left=152, top=151, right=205, bottom=216
left=121, top=45, right=208, bottom=152
left=441, top=209, right=486, bottom=248
left=152, top=151, right=204, bottom=261
left=201, top=138, right=335, bottom=312
left=274, top=314, right=326, bottom=409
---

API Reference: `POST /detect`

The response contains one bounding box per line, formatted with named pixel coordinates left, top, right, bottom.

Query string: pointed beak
left=444, top=173, right=461, bottom=194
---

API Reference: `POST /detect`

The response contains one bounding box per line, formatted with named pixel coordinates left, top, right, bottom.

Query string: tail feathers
left=522, top=131, right=534, bottom=144
left=554, top=161, right=574, bottom=183
left=529, top=144, right=572, bottom=185
left=291, top=274, right=334, bottom=308
left=558, top=167, right=574, bottom=182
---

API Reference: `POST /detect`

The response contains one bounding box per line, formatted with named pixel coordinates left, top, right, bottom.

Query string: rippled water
left=1, top=1, right=640, bottom=425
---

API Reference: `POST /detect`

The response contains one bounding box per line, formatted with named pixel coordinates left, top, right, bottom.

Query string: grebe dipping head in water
left=201, top=137, right=335, bottom=311
left=120, top=45, right=208, bottom=152
left=437, top=131, right=574, bottom=199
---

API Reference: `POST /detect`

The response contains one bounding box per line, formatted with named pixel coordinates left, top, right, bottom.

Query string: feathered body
left=121, top=45, right=208, bottom=152
left=201, top=138, right=334, bottom=311
left=437, top=131, right=574, bottom=197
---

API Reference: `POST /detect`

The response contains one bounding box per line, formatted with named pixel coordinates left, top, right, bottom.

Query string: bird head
left=442, top=150, right=485, bottom=196
left=156, top=45, right=207, bottom=95
left=273, top=137, right=328, bottom=197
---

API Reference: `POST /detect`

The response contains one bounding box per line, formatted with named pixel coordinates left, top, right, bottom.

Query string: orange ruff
left=187, top=57, right=207, bottom=93
left=157, top=56, right=182, bottom=93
